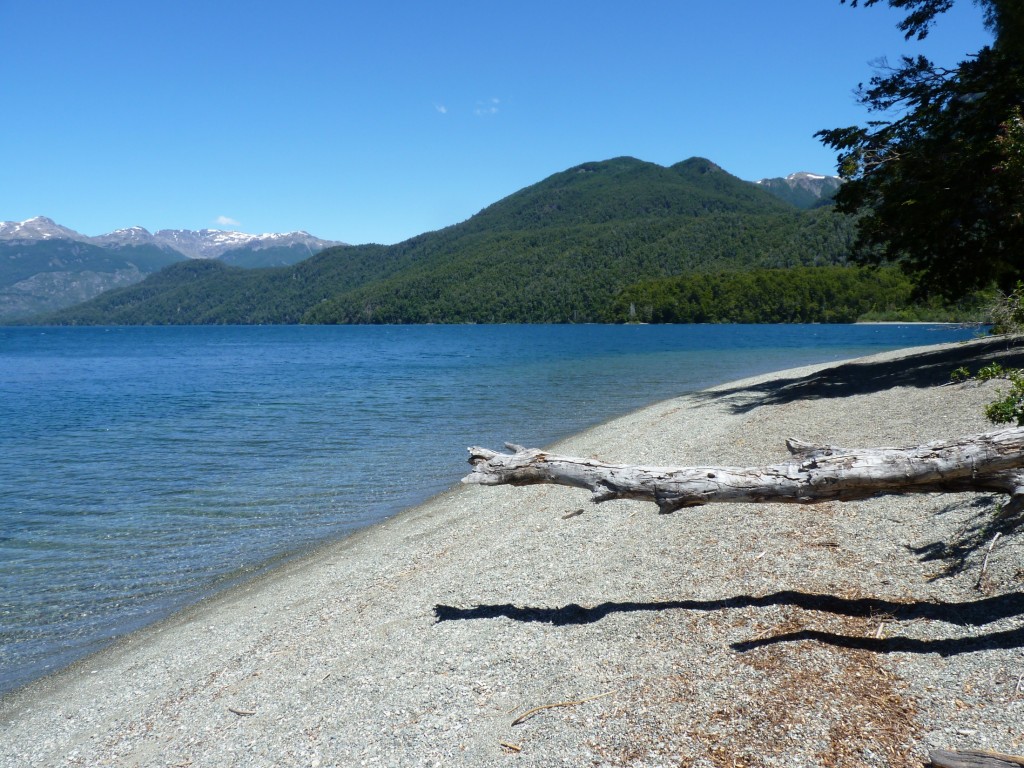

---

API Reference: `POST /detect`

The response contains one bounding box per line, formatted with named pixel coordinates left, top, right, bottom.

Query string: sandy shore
left=3, top=335, right=1024, bottom=768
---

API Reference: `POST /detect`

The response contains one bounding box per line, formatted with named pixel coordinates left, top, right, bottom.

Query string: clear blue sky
left=1, top=1, right=993, bottom=245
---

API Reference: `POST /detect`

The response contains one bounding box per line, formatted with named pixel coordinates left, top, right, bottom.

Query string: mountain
left=755, top=172, right=843, bottom=209
left=0, top=217, right=342, bottom=321
left=35, top=156, right=866, bottom=326
left=91, top=226, right=161, bottom=247
left=458, top=156, right=793, bottom=233
left=0, top=238, right=184, bottom=321
left=144, top=228, right=339, bottom=262
left=0, top=216, right=90, bottom=242
left=0, top=218, right=343, bottom=262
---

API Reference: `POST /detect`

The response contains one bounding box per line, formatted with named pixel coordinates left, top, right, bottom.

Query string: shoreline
left=4, top=335, right=1024, bottom=767
left=2, top=325, right=952, bottom=700
left=5, top=322, right=974, bottom=701
left=0, top=337, right=898, bottom=700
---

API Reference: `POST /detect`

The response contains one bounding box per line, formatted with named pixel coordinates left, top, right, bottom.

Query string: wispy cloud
left=435, top=103, right=448, bottom=115
left=474, top=97, right=500, bottom=117
left=215, top=215, right=240, bottom=227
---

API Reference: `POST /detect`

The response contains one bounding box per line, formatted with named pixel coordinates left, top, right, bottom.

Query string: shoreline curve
left=4, top=335, right=1024, bottom=768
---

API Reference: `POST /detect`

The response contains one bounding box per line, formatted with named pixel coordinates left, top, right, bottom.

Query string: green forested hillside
left=0, top=241, right=181, bottom=287
left=304, top=209, right=854, bottom=323
left=39, top=244, right=397, bottom=325
left=0, top=240, right=185, bottom=321
left=217, top=243, right=331, bottom=268
left=458, top=156, right=792, bottom=233
left=610, top=266, right=915, bottom=323
left=37, top=156, right=887, bottom=325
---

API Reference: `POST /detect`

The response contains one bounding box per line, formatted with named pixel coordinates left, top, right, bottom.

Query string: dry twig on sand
left=511, top=690, right=616, bottom=726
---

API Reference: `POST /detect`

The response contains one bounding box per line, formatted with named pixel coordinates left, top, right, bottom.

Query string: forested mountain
left=0, top=217, right=341, bottom=321
left=755, top=172, right=843, bottom=209
left=459, top=156, right=793, bottom=232
left=608, top=266, right=950, bottom=324
left=36, top=156, right=887, bottom=325
left=0, top=239, right=184, bottom=320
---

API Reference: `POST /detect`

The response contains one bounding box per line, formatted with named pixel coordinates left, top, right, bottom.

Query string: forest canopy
left=819, top=0, right=1024, bottom=298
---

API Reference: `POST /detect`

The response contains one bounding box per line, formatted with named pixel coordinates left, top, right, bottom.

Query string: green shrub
left=977, top=362, right=1008, bottom=381
left=988, top=281, right=1024, bottom=335
left=984, top=369, right=1024, bottom=426
left=950, top=366, right=971, bottom=383
left=951, top=362, right=1024, bottom=425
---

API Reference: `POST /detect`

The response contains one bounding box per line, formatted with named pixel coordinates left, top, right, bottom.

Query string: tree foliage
left=818, top=0, right=1024, bottom=298
left=302, top=209, right=857, bottom=324
left=609, top=265, right=983, bottom=324
left=841, top=0, right=955, bottom=41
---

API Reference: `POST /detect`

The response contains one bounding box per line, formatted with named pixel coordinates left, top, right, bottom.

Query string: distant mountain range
left=0, top=218, right=342, bottom=320
left=755, top=172, right=844, bottom=209
left=29, top=157, right=862, bottom=326
left=0, top=216, right=342, bottom=260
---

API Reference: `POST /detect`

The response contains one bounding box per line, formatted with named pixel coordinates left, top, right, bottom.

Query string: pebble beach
left=3, top=335, right=1024, bottom=768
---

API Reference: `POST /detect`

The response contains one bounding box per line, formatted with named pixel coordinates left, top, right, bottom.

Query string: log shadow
left=695, top=336, right=1024, bottom=413
left=909, top=496, right=1024, bottom=579
left=731, top=624, right=1024, bottom=656
left=434, top=589, right=1024, bottom=657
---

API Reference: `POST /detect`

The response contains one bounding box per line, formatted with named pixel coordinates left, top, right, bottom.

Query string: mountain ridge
left=754, top=172, right=843, bottom=209
left=1, top=216, right=343, bottom=259
left=33, top=155, right=865, bottom=326
left=460, top=156, right=795, bottom=233
left=0, top=218, right=344, bottom=321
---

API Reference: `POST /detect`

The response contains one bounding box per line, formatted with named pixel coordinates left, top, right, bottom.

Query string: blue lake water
left=0, top=323, right=979, bottom=694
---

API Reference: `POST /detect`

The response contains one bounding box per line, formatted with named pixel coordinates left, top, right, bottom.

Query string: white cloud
left=215, top=215, right=241, bottom=227
left=435, top=104, right=448, bottom=114
left=474, top=97, right=500, bottom=116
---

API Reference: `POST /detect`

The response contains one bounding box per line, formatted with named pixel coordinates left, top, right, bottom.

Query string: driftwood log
left=928, top=749, right=1024, bottom=768
left=463, top=426, right=1024, bottom=514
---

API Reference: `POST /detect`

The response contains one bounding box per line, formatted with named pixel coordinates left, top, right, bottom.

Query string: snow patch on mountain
left=150, top=228, right=340, bottom=259
left=0, top=216, right=90, bottom=242
left=0, top=217, right=344, bottom=259
left=752, top=172, right=843, bottom=209
left=92, top=226, right=159, bottom=247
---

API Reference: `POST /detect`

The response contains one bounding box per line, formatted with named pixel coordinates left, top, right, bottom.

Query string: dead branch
left=463, top=427, right=1024, bottom=514
left=929, top=748, right=1024, bottom=768
left=511, top=690, right=617, bottom=726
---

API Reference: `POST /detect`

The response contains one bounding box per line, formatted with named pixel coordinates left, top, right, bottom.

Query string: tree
left=817, top=1, right=1024, bottom=299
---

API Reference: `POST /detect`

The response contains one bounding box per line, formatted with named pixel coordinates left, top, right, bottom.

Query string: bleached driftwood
left=928, top=748, right=1024, bottom=768
left=462, top=427, right=1024, bottom=514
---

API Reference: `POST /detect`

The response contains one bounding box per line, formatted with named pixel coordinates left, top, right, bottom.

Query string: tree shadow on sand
left=434, top=589, right=1024, bottom=657
left=909, top=496, right=1024, bottom=580
left=697, top=335, right=1024, bottom=414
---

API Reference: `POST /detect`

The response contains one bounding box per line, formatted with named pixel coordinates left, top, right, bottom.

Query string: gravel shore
left=3, top=335, right=1024, bottom=768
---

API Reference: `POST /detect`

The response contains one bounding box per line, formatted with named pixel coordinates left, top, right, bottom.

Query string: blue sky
left=1, top=1, right=993, bottom=245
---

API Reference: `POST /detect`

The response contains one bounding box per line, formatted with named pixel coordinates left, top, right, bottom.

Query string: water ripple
left=0, top=323, right=977, bottom=693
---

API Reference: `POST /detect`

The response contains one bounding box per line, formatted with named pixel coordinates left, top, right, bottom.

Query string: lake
left=0, top=323, right=979, bottom=695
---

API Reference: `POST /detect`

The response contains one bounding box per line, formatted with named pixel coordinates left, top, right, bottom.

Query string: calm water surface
left=0, top=323, right=978, bottom=694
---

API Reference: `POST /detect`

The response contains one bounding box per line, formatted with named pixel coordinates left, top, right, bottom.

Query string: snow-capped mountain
left=91, top=226, right=160, bottom=247
left=0, top=216, right=91, bottom=242
left=148, top=228, right=337, bottom=260
left=0, top=217, right=345, bottom=321
left=2, top=217, right=343, bottom=260
left=754, top=172, right=843, bottom=209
